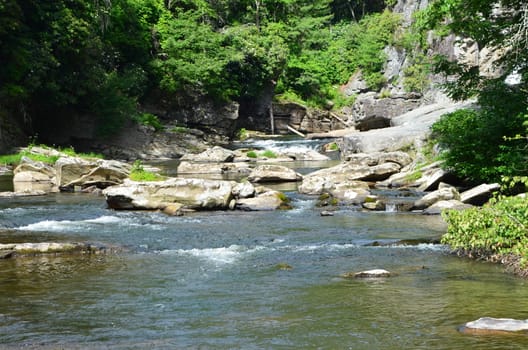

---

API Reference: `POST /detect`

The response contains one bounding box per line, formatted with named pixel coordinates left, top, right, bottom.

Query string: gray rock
left=177, top=161, right=250, bottom=175
left=13, top=171, right=55, bottom=193
left=423, top=199, right=473, bottom=215
left=236, top=190, right=286, bottom=211
left=103, top=178, right=234, bottom=210
left=413, top=183, right=460, bottom=210
left=460, top=183, right=501, bottom=206
left=248, top=165, right=302, bottom=183
left=341, top=101, right=473, bottom=155
left=462, top=317, right=528, bottom=334
left=345, top=151, right=413, bottom=168
left=348, top=269, right=392, bottom=278
left=180, top=146, right=235, bottom=163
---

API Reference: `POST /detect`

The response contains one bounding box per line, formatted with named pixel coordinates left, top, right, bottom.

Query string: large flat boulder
left=103, top=178, right=234, bottom=210
left=248, top=165, right=302, bottom=183
left=180, top=146, right=235, bottom=163
left=461, top=183, right=501, bottom=205
left=341, top=101, right=473, bottom=155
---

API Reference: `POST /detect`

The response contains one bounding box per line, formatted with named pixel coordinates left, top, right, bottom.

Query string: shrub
left=441, top=196, right=528, bottom=265
left=129, top=160, right=165, bottom=182
left=260, top=150, right=277, bottom=158
left=246, top=151, right=258, bottom=158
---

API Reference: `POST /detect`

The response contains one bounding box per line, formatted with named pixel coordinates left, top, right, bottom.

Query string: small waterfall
left=385, top=203, right=397, bottom=212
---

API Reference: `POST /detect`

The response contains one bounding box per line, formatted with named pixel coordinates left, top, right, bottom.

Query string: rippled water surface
left=1, top=139, right=528, bottom=349
left=1, top=193, right=528, bottom=349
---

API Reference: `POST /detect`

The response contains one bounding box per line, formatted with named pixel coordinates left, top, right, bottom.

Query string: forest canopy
left=0, top=0, right=398, bottom=137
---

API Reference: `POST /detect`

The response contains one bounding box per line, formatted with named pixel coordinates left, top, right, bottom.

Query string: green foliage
left=170, top=126, right=188, bottom=133
left=129, top=160, right=165, bottom=181
left=441, top=196, right=528, bottom=265
left=134, top=113, right=164, bottom=131
left=246, top=151, right=258, bottom=158
left=260, top=150, right=277, bottom=158
left=236, top=128, right=248, bottom=140
left=431, top=83, right=527, bottom=183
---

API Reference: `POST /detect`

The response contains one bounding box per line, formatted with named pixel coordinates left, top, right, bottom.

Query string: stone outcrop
left=423, top=199, right=472, bottom=215
left=340, top=101, right=473, bottom=155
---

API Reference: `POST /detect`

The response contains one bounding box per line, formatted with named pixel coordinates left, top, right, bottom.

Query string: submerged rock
left=462, top=317, right=528, bottom=334
left=354, top=269, right=392, bottom=278
left=0, top=242, right=111, bottom=257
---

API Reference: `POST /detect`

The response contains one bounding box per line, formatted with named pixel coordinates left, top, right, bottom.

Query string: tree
left=420, top=0, right=528, bottom=184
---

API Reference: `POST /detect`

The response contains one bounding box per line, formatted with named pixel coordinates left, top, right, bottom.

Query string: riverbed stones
left=247, top=164, right=302, bottom=183
left=461, top=317, right=528, bottom=334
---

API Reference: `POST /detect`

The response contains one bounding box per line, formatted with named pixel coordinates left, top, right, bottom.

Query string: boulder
left=341, top=101, right=473, bottom=155
left=14, top=157, right=56, bottom=178
left=342, top=269, right=392, bottom=278
left=462, top=317, right=528, bottom=334
left=236, top=190, right=287, bottom=211
left=0, top=242, right=108, bottom=256
left=232, top=182, right=256, bottom=199
left=180, top=146, right=235, bottom=163
left=417, top=166, right=447, bottom=191
left=281, top=149, right=330, bottom=161
left=103, top=178, right=234, bottom=210
left=423, top=200, right=473, bottom=215
left=13, top=171, right=55, bottom=193
left=247, top=165, right=302, bottom=183
left=177, top=161, right=251, bottom=175
left=56, top=157, right=130, bottom=191
left=344, top=151, right=413, bottom=168
left=460, top=183, right=501, bottom=206
left=413, top=183, right=460, bottom=210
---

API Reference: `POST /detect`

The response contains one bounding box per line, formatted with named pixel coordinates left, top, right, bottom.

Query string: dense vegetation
left=420, top=0, right=528, bottom=185
left=420, top=0, right=528, bottom=269
left=0, top=0, right=399, bottom=140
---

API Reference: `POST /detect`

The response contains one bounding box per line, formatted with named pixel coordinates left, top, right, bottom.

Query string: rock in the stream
left=343, top=269, right=392, bottom=278
left=56, top=157, right=131, bottom=191
left=180, top=146, right=235, bottom=163
left=103, top=178, right=234, bottom=210
left=413, top=183, right=460, bottom=210
left=461, top=317, right=528, bottom=334
left=247, top=164, right=302, bottom=183
left=423, top=200, right=473, bottom=215
left=177, top=161, right=251, bottom=175
left=236, top=190, right=286, bottom=211
left=0, top=242, right=108, bottom=257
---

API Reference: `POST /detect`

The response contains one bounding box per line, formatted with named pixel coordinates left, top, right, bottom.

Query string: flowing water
left=1, top=139, right=528, bottom=349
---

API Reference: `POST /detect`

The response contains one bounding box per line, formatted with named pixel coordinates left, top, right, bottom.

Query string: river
left=1, top=138, right=528, bottom=349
